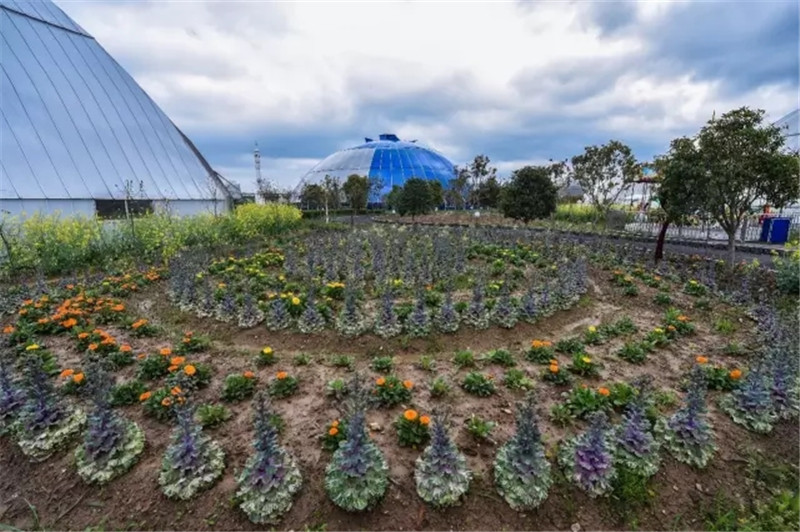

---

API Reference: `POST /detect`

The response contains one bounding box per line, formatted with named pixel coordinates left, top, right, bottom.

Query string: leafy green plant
left=541, top=363, right=572, bottom=386
left=373, top=375, right=413, bottom=406
left=325, top=378, right=348, bottom=400
left=583, top=326, right=605, bottom=345
left=683, top=279, right=707, bottom=296
left=195, top=404, right=232, bottom=429
left=256, top=346, right=277, bottom=367
left=330, top=355, right=354, bottom=371
left=292, top=353, right=311, bottom=366
left=526, top=340, right=555, bottom=363
left=653, top=292, right=672, bottom=306
left=504, top=368, right=534, bottom=391
left=555, top=337, right=585, bottom=355
left=453, top=349, right=475, bottom=368
left=370, top=356, right=393, bottom=373
left=269, top=372, right=298, bottom=399
left=568, top=352, right=600, bottom=377
left=461, top=372, right=496, bottom=396
left=417, top=355, right=436, bottom=372
left=713, top=318, right=736, bottom=335
left=465, top=414, right=496, bottom=440
left=136, top=355, right=170, bottom=381
left=110, top=380, right=147, bottom=407
left=482, top=349, right=515, bottom=367
left=617, top=342, right=647, bottom=364
left=222, top=373, right=257, bottom=402
left=395, top=409, right=431, bottom=448
left=321, top=419, right=347, bottom=452
left=430, top=377, right=450, bottom=398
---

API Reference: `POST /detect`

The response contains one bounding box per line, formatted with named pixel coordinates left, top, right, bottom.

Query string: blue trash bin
left=760, top=217, right=773, bottom=242
left=768, top=217, right=791, bottom=244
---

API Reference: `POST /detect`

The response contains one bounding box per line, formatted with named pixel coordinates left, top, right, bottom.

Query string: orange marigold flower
left=404, top=409, right=418, bottom=421
left=402, top=380, right=413, bottom=390
left=160, top=347, right=172, bottom=356
left=696, top=356, right=709, bottom=365
left=729, top=369, right=742, bottom=380
left=139, top=391, right=151, bottom=402
left=170, top=356, right=185, bottom=366
left=59, top=368, right=75, bottom=379
left=120, top=344, right=132, bottom=352
left=420, top=415, right=431, bottom=425
left=549, top=364, right=559, bottom=373
left=78, top=332, right=89, bottom=339
left=137, top=353, right=147, bottom=360
left=542, top=340, right=552, bottom=347
left=376, top=377, right=386, bottom=386
left=60, top=318, right=78, bottom=328
left=2, top=325, right=15, bottom=334
left=328, top=427, right=339, bottom=436
left=19, top=309, right=28, bottom=315
left=88, top=343, right=98, bottom=351
left=161, top=397, right=172, bottom=407
left=167, top=365, right=179, bottom=372
left=183, top=364, right=197, bottom=376
left=37, top=318, right=49, bottom=325
left=112, top=304, right=125, bottom=312
left=243, top=371, right=255, bottom=379
left=276, top=371, right=288, bottom=380
left=549, top=359, right=559, bottom=365
left=184, top=331, right=193, bottom=337
left=170, top=386, right=182, bottom=396
left=667, top=325, right=677, bottom=331
left=598, top=387, right=610, bottom=397
left=531, top=340, right=543, bottom=348
left=331, top=420, right=339, bottom=428
left=73, top=373, right=85, bottom=384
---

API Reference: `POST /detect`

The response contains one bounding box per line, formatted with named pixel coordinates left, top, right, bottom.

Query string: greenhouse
left=0, top=0, right=235, bottom=217
left=295, top=133, right=455, bottom=199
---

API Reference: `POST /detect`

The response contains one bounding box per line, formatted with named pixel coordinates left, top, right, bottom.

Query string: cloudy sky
left=56, top=0, right=798, bottom=192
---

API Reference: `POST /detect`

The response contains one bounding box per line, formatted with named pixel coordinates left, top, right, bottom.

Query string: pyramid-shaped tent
left=0, top=0, right=235, bottom=216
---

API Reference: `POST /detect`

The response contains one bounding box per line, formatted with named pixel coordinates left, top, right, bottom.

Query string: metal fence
left=623, top=213, right=800, bottom=244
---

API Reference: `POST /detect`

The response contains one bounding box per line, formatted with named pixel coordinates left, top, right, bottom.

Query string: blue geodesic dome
left=296, top=134, right=455, bottom=199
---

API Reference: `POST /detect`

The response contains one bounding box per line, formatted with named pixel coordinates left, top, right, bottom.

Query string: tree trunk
left=324, top=200, right=329, bottom=224
left=727, top=230, right=737, bottom=266
left=655, top=221, right=670, bottom=263
left=350, top=209, right=354, bottom=228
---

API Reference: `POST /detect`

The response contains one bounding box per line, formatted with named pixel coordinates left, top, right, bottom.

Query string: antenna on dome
left=365, top=137, right=373, bottom=143
left=410, top=139, right=418, bottom=143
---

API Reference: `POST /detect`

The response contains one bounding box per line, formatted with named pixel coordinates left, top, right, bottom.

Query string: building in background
left=0, top=0, right=238, bottom=217
left=294, top=134, right=455, bottom=201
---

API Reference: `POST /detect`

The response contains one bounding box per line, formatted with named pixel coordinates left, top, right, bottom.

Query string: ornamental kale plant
left=463, top=282, right=490, bottom=329
left=769, top=352, right=799, bottom=420
left=0, top=352, right=24, bottom=435
left=336, top=289, right=370, bottom=337
left=657, top=366, right=716, bottom=468
left=16, top=353, right=86, bottom=462
left=415, top=415, right=472, bottom=507
left=236, top=392, right=302, bottom=524
left=491, top=284, right=518, bottom=329
left=719, top=364, right=778, bottom=434
left=237, top=292, right=265, bottom=329
left=405, top=290, right=432, bottom=337
left=214, top=289, right=237, bottom=323
left=518, top=288, right=539, bottom=324
left=298, top=290, right=326, bottom=334
left=559, top=411, right=616, bottom=498
left=494, top=395, right=551, bottom=510
left=615, top=382, right=660, bottom=478
left=76, top=361, right=145, bottom=484
left=159, top=403, right=226, bottom=500
left=265, top=298, right=293, bottom=331
left=374, top=290, right=402, bottom=338
left=324, top=408, right=388, bottom=511
left=434, top=290, right=460, bottom=333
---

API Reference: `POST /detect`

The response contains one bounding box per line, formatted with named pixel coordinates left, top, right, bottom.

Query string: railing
left=623, top=213, right=800, bottom=244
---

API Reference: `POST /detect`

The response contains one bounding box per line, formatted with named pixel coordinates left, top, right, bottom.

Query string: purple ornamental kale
left=21, top=354, right=64, bottom=431
left=617, top=400, right=653, bottom=458
left=337, top=409, right=371, bottom=477
left=247, top=392, right=287, bottom=490
left=167, top=405, right=204, bottom=475
left=0, top=354, right=24, bottom=423
left=518, top=288, right=539, bottom=323
left=507, top=396, right=547, bottom=476
left=83, top=363, right=125, bottom=460
left=572, top=412, right=615, bottom=496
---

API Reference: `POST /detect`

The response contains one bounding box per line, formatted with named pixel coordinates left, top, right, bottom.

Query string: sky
left=56, top=0, right=799, bottom=193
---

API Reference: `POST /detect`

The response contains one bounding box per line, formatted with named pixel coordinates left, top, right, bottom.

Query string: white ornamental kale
left=415, top=416, right=472, bottom=507
left=490, top=284, right=518, bottom=329
left=265, top=298, right=293, bottom=331
left=237, top=292, right=265, bottom=329
left=374, top=290, right=402, bottom=339
left=494, top=395, right=551, bottom=510
left=325, top=409, right=388, bottom=511
left=297, top=290, right=326, bottom=334
left=405, top=291, right=431, bottom=337
left=463, top=282, right=490, bottom=330
left=335, top=290, right=370, bottom=337
left=657, top=366, right=716, bottom=468
left=434, top=291, right=460, bottom=333
left=159, top=404, right=225, bottom=500
left=236, top=392, right=302, bottom=524
left=559, top=411, right=616, bottom=498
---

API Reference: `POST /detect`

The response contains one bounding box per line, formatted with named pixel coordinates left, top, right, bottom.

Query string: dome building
left=295, top=134, right=455, bottom=200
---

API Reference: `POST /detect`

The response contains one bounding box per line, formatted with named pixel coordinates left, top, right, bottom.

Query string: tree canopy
left=500, top=166, right=558, bottom=222
left=571, top=140, right=639, bottom=221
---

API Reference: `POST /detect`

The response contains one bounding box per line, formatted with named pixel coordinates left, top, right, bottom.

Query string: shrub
left=461, top=372, right=496, bottom=396
left=494, top=395, right=551, bottom=510
left=222, top=372, right=258, bottom=402
left=159, top=404, right=226, bottom=500
left=415, top=417, right=472, bottom=507
left=395, top=409, right=431, bottom=448
left=236, top=392, right=302, bottom=524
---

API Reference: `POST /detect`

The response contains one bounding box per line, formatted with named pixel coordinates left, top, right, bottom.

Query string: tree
left=255, top=177, right=282, bottom=203
left=300, top=183, right=325, bottom=210
left=342, top=174, right=370, bottom=227
left=652, top=137, right=707, bottom=263
left=321, top=175, right=341, bottom=224
left=571, top=140, right=639, bottom=223
left=428, top=180, right=444, bottom=208
left=500, top=166, right=557, bottom=222
left=447, top=167, right=470, bottom=209
left=368, top=176, right=385, bottom=209
left=475, top=176, right=502, bottom=209
left=697, top=107, right=799, bottom=264
left=466, top=155, right=497, bottom=205
left=397, top=178, right=434, bottom=221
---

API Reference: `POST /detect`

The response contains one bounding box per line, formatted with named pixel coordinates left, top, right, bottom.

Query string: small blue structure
left=760, top=217, right=791, bottom=244
left=296, top=134, right=455, bottom=200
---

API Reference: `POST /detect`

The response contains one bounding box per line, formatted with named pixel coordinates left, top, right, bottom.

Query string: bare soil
left=0, top=270, right=796, bottom=531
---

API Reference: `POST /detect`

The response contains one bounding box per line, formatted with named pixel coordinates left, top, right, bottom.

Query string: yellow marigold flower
left=78, top=332, right=89, bottom=339
left=262, top=347, right=273, bottom=355
left=581, top=356, right=592, bottom=364
left=291, top=297, right=301, bottom=306
left=404, top=409, right=418, bottom=421
left=170, top=386, right=182, bottom=396
left=531, top=340, right=543, bottom=349
left=331, top=420, right=339, bottom=428
left=161, top=397, right=172, bottom=407
left=25, top=344, right=40, bottom=351
left=549, top=364, right=559, bottom=373
left=588, top=326, right=597, bottom=333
